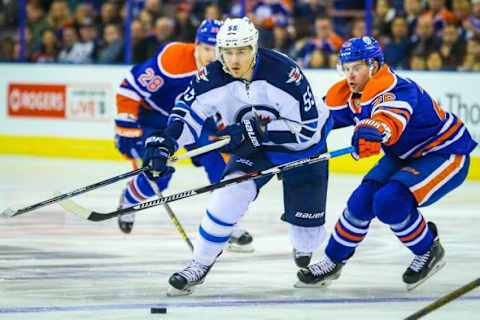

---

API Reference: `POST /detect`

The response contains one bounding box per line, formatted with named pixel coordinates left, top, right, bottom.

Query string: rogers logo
left=7, top=83, right=66, bottom=118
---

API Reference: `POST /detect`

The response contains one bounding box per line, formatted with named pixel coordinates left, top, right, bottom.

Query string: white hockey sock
left=193, top=172, right=257, bottom=266
left=289, top=224, right=327, bottom=253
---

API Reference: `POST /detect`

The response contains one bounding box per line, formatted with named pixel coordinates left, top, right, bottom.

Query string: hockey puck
left=150, top=307, right=167, bottom=314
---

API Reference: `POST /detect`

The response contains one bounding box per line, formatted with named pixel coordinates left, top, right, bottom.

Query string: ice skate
left=293, top=249, right=312, bottom=268
left=167, top=260, right=213, bottom=296
left=403, top=222, right=446, bottom=291
left=117, top=190, right=135, bottom=234
left=226, top=228, right=254, bottom=253
left=295, top=255, right=344, bottom=288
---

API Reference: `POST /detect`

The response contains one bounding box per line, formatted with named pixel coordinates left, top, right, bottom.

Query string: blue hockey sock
left=390, top=209, right=434, bottom=255
left=326, top=208, right=370, bottom=263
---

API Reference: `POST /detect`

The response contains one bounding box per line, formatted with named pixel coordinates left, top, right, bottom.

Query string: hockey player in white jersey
left=140, top=17, right=333, bottom=296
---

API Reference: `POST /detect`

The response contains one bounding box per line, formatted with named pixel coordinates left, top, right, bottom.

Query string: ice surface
left=0, top=155, right=479, bottom=319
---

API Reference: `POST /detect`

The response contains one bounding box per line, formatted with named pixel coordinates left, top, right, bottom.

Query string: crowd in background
left=1, top=0, right=480, bottom=71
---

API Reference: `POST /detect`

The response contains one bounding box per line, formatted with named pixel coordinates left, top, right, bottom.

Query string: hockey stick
left=58, top=146, right=354, bottom=222
left=404, top=278, right=480, bottom=320
left=1, top=137, right=230, bottom=219
left=131, top=149, right=194, bottom=251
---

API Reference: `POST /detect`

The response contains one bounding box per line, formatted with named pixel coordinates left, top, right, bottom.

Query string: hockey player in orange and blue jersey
left=296, top=36, right=478, bottom=290
left=114, top=19, right=254, bottom=252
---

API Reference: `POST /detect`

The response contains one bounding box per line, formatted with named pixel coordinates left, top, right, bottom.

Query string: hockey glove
left=142, top=131, right=178, bottom=178
left=351, top=119, right=391, bottom=160
left=216, top=119, right=267, bottom=157
left=114, top=116, right=143, bottom=159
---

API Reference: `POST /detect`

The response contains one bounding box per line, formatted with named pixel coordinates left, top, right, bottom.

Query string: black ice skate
left=403, top=221, right=446, bottom=291
left=226, top=228, right=254, bottom=253
left=167, top=260, right=214, bottom=296
left=293, top=249, right=312, bottom=268
left=117, top=189, right=135, bottom=234
left=295, top=255, right=344, bottom=288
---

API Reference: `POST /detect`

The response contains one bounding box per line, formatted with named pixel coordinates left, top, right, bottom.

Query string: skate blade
left=406, top=260, right=446, bottom=291
left=226, top=242, right=254, bottom=253
left=294, top=279, right=333, bottom=288
left=166, top=286, right=192, bottom=297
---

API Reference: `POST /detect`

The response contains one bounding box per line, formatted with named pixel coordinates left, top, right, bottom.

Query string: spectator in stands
left=47, top=0, right=73, bottom=35
left=0, top=36, right=15, bottom=62
left=31, top=28, right=59, bottom=62
left=27, top=3, right=50, bottom=50
left=73, top=2, right=96, bottom=28
left=291, top=18, right=313, bottom=58
left=144, top=0, right=165, bottom=20
left=133, top=16, right=174, bottom=63
left=373, top=0, right=397, bottom=40
left=57, top=25, right=80, bottom=63
left=463, top=0, right=480, bottom=41
left=130, top=19, right=147, bottom=49
left=350, top=18, right=367, bottom=38
left=97, top=23, right=124, bottom=63
left=403, top=0, right=423, bottom=36
left=328, top=52, right=339, bottom=69
left=453, top=0, right=471, bottom=24
left=100, top=1, right=121, bottom=35
left=384, top=16, right=411, bottom=69
left=308, top=49, right=326, bottom=68
left=77, top=18, right=99, bottom=63
left=296, top=16, right=343, bottom=68
left=252, top=0, right=292, bottom=48
left=440, top=24, right=467, bottom=70
left=138, top=9, right=154, bottom=34
left=410, top=15, right=441, bottom=58
left=409, top=54, right=426, bottom=69
left=173, top=3, right=197, bottom=43
left=293, top=0, right=327, bottom=24
left=459, top=39, right=480, bottom=71
left=422, top=0, right=455, bottom=35
left=425, top=51, right=443, bottom=70
left=204, top=3, right=223, bottom=20
left=272, top=22, right=294, bottom=56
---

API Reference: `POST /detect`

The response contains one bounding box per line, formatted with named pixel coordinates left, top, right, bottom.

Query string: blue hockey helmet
left=338, top=36, right=384, bottom=67
left=196, top=19, right=223, bottom=46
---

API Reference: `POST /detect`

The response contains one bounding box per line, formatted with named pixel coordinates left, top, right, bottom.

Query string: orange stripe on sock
left=399, top=220, right=426, bottom=242
left=336, top=222, right=365, bottom=242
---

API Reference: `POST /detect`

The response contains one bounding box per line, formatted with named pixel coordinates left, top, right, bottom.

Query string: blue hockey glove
left=216, top=119, right=267, bottom=157
left=114, top=117, right=143, bottom=159
left=351, top=119, right=391, bottom=160
left=142, top=131, right=178, bottom=178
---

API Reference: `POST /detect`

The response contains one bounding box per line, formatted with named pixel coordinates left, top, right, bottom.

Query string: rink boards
left=0, top=63, right=479, bottom=179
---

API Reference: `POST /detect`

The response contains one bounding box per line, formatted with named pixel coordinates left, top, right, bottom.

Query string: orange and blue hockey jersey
left=116, top=42, right=198, bottom=127
left=325, top=64, right=477, bottom=159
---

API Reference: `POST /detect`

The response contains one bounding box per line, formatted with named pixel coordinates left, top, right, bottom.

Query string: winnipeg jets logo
left=286, top=67, right=302, bottom=86
left=195, top=67, right=209, bottom=82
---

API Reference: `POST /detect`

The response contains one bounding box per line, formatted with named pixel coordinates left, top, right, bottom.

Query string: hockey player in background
left=114, top=19, right=253, bottom=252
left=297, top=36, right=478, bottom=290
left=141, top=17, right=333, bottom=296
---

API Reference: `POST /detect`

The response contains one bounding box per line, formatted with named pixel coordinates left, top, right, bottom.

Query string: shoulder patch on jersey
left=195, top=66, right=209, bottom=82
left=286, top=66, right=303, bottom=86
left=158, top=42, right=197, bottom=78
left=325, top=79, right=350, bottom=108
left=360, top=64, right=396, bottom=104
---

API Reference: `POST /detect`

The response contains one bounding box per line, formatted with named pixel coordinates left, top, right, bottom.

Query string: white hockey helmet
left=216, top=17, right=259, bottom=63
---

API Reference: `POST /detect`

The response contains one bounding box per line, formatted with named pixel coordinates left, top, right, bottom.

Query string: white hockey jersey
left=168, top=48, right=332, bottom=164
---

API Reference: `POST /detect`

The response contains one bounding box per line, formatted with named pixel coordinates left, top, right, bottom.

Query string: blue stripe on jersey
left=175, top=102, right=205, bottom=126
left=299, top=127, right=315, bottom=138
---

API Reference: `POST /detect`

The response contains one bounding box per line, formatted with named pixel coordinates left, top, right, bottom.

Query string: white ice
left=0, top=155, right=479, bottom=319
